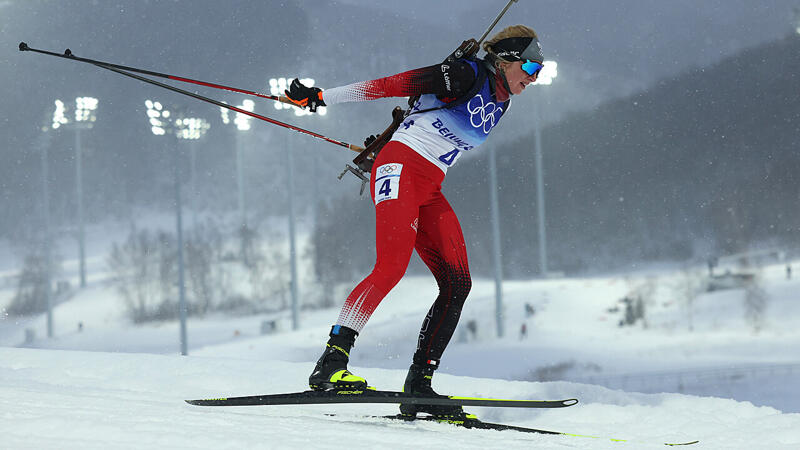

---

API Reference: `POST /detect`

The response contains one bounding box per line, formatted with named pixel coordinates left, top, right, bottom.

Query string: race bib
left=374, top=163, right=403, bottom=205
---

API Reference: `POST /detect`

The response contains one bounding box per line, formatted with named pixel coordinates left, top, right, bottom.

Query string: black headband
left=491, top=36, right=544, bottom=63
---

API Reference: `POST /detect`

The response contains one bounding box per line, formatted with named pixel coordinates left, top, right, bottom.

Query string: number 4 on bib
left=374, top=163, right=403, bottom=204
left=378, top=180, right=392, bottom=197
left=439, top=149, right=460, bottom=166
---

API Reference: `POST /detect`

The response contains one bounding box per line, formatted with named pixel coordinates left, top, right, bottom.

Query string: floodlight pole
left=189, top=139, right=199, bottom=231
left=39, top=130, right=54, bottom=338
left=70, top=97, right=98, bottom=289
left=172, top=132, right=188, bottom=356
left=222, top=100, right=254, bottom=262
left=531, top=61, right=558, bottom=278
left=311, top=153, right=319, bottom=229
left=144, top=100, right=189, bottom=355
left=488, top=145, right=504, bottom=338
left=269, top=77, right=322, bottom=331
left=74, top=126, right=86, bottom=288
left=286, top=133, right=299, bottom=330
left=793, top=7, right=800, bottom=35
left=533, top=101, right=548, bottom=276
left=236, top=131, right=246, bottom=230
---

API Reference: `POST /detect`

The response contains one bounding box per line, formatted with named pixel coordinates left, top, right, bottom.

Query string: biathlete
left=284, top=25, right=545, bottom=418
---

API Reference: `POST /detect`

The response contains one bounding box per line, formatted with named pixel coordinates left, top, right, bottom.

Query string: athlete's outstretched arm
left=322, top=62, right=476, bottom=105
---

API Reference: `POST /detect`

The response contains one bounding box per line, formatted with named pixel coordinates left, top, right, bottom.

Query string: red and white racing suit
left=323, top=60, right=509, bottom=365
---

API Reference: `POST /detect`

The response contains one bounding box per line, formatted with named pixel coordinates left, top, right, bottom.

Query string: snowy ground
left=1, top=227, right=800, bottom=448
left=1, top=347, right=798, bottom=449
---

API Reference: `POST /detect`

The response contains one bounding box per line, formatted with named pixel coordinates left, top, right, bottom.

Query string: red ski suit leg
left=412, top=191, right=471, bottom=366
left=336, top=141, right=471, bottom=364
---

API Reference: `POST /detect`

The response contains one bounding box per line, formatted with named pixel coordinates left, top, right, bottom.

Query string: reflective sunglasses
left=521, top=59, right=544, bottom=77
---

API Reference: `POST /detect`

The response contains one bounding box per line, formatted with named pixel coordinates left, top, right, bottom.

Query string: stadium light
left=176, top=117, right=210, bottom=141
left=145, top=99, right=170, bottom=136
left=235, top=99, right=255, bottom=131
left=533, top=60, right=558, bottom=86
left=75, top=96, right=98, bottom=123
left=52, top=100, right=68, bottom=129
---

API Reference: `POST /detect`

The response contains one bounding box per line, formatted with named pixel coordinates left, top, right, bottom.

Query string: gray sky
left=1, top=0, right=798, bottom=245
left=333, top=0, right=798, bottom=121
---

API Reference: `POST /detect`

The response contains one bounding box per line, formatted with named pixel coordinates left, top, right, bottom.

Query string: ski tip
left=563, top=398, right=579, bottom=407
left=665, top=441, right=700, bottom=446
left=185, top=397, right=230, bottom=406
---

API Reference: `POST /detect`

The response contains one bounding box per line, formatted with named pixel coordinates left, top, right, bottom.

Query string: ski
left=361, top=414, right=699, bottom=446
left=185, top=389, right=578, bottom=409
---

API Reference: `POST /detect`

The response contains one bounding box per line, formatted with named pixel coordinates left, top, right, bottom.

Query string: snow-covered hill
left=2, top=225, right=800, bottom=448
left=2, top=347, right=799, bottom=449
left=4, top=261, right=800, bottom=410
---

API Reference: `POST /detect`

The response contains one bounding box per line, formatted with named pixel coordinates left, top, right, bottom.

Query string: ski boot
left=399, top=361, right=474, bottom=420
left=309, top=325, right=369, bottom=391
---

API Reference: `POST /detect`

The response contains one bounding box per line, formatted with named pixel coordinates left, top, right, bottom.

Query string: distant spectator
left=634, top=297, right=645, bottom=327
left=525, top=302, right=535, bottom=318
left=624, top=300, right=636, bottom=326
left=707, top=257, right=718, bottom=276
left=787, top=264, right=792, bottom=280
left=520, top=323, right=527, bottom=340
left=466, top=320, right=478, bottom=340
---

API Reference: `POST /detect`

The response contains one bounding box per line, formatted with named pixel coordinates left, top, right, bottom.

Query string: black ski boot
left=308, top=325, right=369, bottom=391
left=399, top=362, right=471, bottom=419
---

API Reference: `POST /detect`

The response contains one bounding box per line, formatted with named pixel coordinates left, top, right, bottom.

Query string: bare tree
left=676, top=267, right=704, bottom=332
left=743, top=276, right=768, bottom=333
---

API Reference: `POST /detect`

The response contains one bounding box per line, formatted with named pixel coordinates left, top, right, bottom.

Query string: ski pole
left=18, top=42, right=295, bottom=106
left=19, top=42, right=363, bottom=153
left=98, top=62, right=363, bottom=152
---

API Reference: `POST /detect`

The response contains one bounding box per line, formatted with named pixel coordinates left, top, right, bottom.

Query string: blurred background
left=1, top=0, right=799, bottom=411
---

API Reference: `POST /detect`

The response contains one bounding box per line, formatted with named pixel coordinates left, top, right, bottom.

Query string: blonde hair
left=482, top=25, right=538, bottom=58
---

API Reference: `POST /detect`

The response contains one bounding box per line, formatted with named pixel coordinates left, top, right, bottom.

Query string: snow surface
left=1, top=346, right=798, bottom=449
left=2, top=226, right=800, bottom=448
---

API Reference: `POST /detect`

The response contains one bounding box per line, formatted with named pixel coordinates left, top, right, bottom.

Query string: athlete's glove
left=363, top=134, right=379, bottom=148
left=284, top=78, right=326, bottom=112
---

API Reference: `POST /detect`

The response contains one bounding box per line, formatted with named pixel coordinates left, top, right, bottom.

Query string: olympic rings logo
left=378, top=164, right=399, bottom=174
left=467, top=95, right=503, bottom=134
